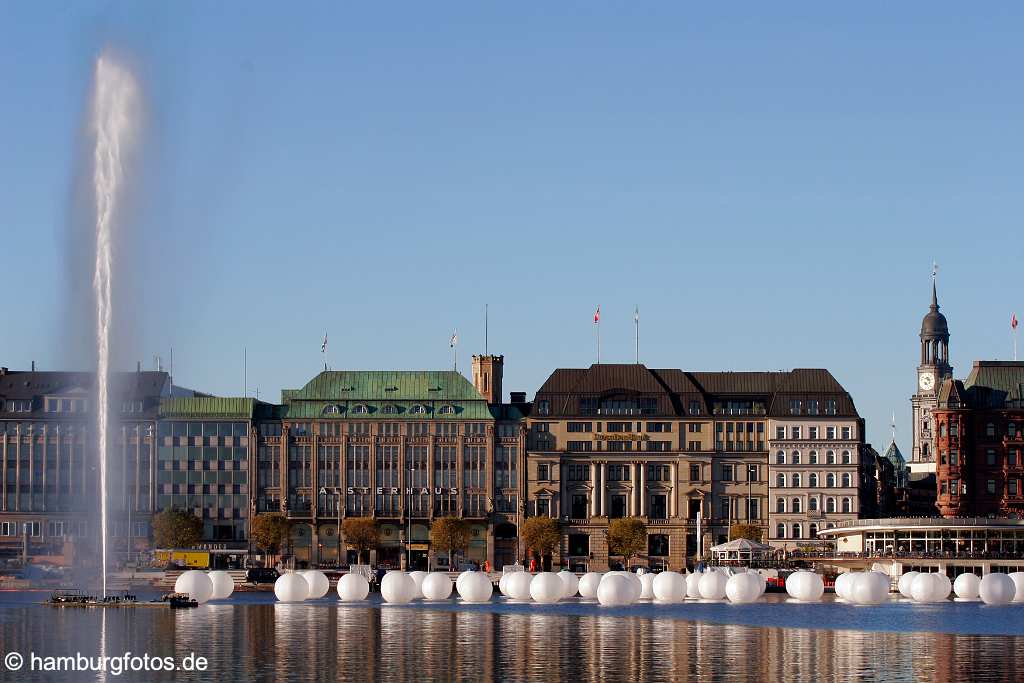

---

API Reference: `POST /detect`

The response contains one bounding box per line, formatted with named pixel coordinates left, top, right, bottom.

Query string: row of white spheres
left=377, top=570, right=494, bottom=604
left=173, top=570, right=235, bottom=604
left=576, top=569, right=765, bottom=605
left=497, top=571, right=580, bottom=603
left=274, top=570, right=333, bottom=602
left=898, top=570, right=1023, bottom=605
left=833, top=571, right=891, bottom=604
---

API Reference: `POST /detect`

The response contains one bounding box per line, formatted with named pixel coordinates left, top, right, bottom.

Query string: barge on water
left=43, top=590, right=198, bottom=609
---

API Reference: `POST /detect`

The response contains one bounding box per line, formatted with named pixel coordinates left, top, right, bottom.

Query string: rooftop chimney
left=510, top=391, right=527, bottom=404
left=31, top=360, right=35, bottom=372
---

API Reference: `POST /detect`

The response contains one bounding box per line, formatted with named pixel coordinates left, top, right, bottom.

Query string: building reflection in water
left=3, top=599, right=1024, bottom=682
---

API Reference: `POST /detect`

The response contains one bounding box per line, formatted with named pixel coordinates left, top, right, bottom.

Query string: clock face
left=919, top=373, right=935, bottom=391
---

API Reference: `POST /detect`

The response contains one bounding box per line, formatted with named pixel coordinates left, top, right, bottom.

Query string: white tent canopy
left=710, top=538, right=777, bottom=562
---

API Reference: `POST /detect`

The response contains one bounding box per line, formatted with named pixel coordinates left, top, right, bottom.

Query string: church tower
left=910, top=279, right=953, bottom=473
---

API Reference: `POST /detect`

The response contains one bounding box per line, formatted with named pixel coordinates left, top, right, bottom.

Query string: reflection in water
left=1, top=596, right=1024, bottom=682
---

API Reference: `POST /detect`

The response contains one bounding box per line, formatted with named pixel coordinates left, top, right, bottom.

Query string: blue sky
left=2, top=3, right=1023, bottom=451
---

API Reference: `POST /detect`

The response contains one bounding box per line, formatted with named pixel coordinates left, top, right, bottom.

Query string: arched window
left=841, top=450, right=851, bottom=464
left=792, top=498, right=801, bottom=513
left=777, top=498, right=785, bottom=513
left=940, top=422, right=947, bottom=438
left=809, top=450, right=818, bottom=464
left=777, top=473, right=786, bottom=488
left=321, top=404, right=343, bottom=415
left=792, top=451, right=801, bottom=464
left=842, top=497, right=852, bottom=513
left=410, top=404, right=427, bottom=414
left=809, top=497, right=818, bottom=511
left=1011, top=423, right=1018, bottom=438
left=776, top=524, right=786, bottom=539
left=776, top=451, right=785, bottom=464
left=352, top=404, right=370, bottom=415
left=826, top=497, right=836, bottom=513
left=826, top=450, right=836, bottom=464
left=809, top=523, right=818, bottom=537
left=841, top=473, right=852, bottom=488
left=438, top=405, right=456, bottom=415
left=792, top=523, right=802, bottom=538
left=792, top=473, right=801, bottom=487
left=382, top=404, right=400, bottom=414
left=826, top=473, right=835, bottom=488
left=986, top=423, right=996, bottom=437
left=809, top=473, right=818, bottom=487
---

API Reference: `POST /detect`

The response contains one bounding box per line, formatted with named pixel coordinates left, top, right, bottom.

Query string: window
left=776, top=473, right=785, bottom=488
left=646, top=422, right=671, bottom=433
left=438, top=405, right=456, bottom=415
left=826, top=451, right=836, bottom=464
left=987, top=449, right=997, bottom=466
left=809, top=496, right=818, bottom=511
left=807, top=400, right=819, bottom=416
left=1011, top=479, right=1019, bottom=496
left=648, top=465, right=670, bottom=481
left=792, top=523, right=802, bottom=538
left=571, top=495, right=588, bottom=518
left=687, top=423, right=702, bottom=433
left=792, top=451, right=801, bottom=464
left=841, top=473, right=851, bottom=487
left=410, top=404, right=427, bottom=414
left=940, top=480, right=949, bottom=495
left=841, top=450, right=851, bottom=464
left=567, top=464, right=590, bottom=481
left=825, top=400, right=837, bottom=415
left=986, top=423, right=996, bottom=437
left=950, top=450, right=959, bottom=466
left=789, top=400, right=802, bottom=415
left=568, top=534, right=590, bottom=556
left=606, top=422, right=631, bottom=433
left=809, top=451, right=818, bottom=464
left=776, top=427, right=786, bottom=440
left=826, top=426, right=836, bottom=440
left=537, top=400, right=551, bottom=416
left=688, top=441, right=702, bottom=452
left=826, top=473, right=835, bottom=488
left=567, top=422, right=592, bottom=433
left=567, top=441, right=592, bottom=452
left=792, top=498, right=801, bottom=513
left=646, top=441, right=670, bottom=452
left=382, top=404, right=400, bottom=414
left=537, top=463, right=549, bottom=481
left=792, top=427, right=802, bottom=440
left=951, top=479, right=960, bottom=496
left=841, top=426, right=851, bottom=440
left=808, top=426, right=818, bottom=439
left=826, top=498, right=836, bottom=513
left=987, top=479, right=997, bottom=495
left=690, top=464, right=701, bottom=482
left=608, top=464, right=629, bottom=481
left=792, top=473, right=801, bottom=487
left=776, top=451, right=785, bottom=464
left=776, top=524, right=786, bottom=539
left=352, top=404, right=369, bottom=415
left=1011, top=423, right=1019, bottom=438
left=1011, top=450, right=1020, bottom=467
left=841, top=497, right=851, bottom=513
left=747, top=464, right=758, bottom=482
left=950, top=422, right=959, bottom=437
left=688, top=401, right=701, bottom=415
left=809, top=473, right=818, bottom=487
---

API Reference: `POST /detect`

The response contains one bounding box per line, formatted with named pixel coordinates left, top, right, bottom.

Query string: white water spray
left=92, top=54, right=138, bottom=597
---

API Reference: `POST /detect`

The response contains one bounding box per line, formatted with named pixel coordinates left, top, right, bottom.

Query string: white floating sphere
left=421, top=572, right=453, bottom=601
left=175, top=570, right=214, bottom=604
left=639, top=573, right=656, bottom=599
left=751, top=571, right=767, bottom=596
left=455, top=571, right=473, bottom=596
left=1008, top=572, right=1024, bottom=602
left=953, top=573, right=981, bottom=600
left=726, top=572, right=762, bottom=604
left=652, top=571, right=686, bottom=602
left=558, top=570, right=580, bottom=598
left=597, top=574, right=633, bottom=606
left=336, top=573, right=370, bottom=601
left=408, top=571, right=428, bottom=599
left=578, top=572, right=603, bottom=599
left=834, top=572, right=855, bottom=601
left=530, top=572, right=564, bottom=603
left=498, top=572, right=511, bottom=596
left=935, top=573, right=952, bottom=599
left=381, top=571, right=416, bottom=604
left=870, top=563, right=890, bottom=575
left=207, top=570, right=235, bottom=600
left=979, top=573, right=1016, bottom=605
left=851, top=571, right=889, bottom=605
left=698, top=571, right=728, bottom=600
left=685, top=572, right=703, bottom=599
left=504, top=571, right=534, bottom=601
left=785, top=571, right=824, bottom=602
left=459, top=571, right=493, bottom=603
left=897, top=571, right=920, bottom=599
left=274, top=573, right=309, bottom=603
left=910, top=573, right=945, bottom=603
left=620, top=572, right=643, bottom=602
left=300, top=570, right=330, bottom=599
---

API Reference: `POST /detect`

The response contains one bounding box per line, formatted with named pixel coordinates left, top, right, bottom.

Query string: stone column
left=590, top=462, right=599, bottom=517
left=599, top=462, right=608, bottom=517
left=638, top=462, right=646, bottom=517
left=669, top=462, right=678, bottom=517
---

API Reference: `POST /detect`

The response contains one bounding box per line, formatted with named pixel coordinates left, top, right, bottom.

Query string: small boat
left=48, top=589, right=94, bottom=605
left=156, top=592, right=199, bottom=609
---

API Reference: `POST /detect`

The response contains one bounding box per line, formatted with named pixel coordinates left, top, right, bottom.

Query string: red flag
left=594, top=306, right=600, bottom=324
left=1013, top=313, right=1019, bottom=330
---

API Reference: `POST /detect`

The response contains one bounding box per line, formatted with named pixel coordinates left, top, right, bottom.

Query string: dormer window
left=352, top=404, right=370, bottom=415
left=382, top=404, right=401, bottom=414
left=322, top=404, right=344, bottom=416
left=410, top=405, right=427, bottom=415
left=438, top=405, right=456, bottom=415
left=537, top=400, right=551, bottom=416
left=120, top=400, right=144, bottom=414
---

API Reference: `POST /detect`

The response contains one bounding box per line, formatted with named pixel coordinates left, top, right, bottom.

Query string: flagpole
left=634, top=305, right=639, bottom=364
left=485, top=304, right=489, bottom=356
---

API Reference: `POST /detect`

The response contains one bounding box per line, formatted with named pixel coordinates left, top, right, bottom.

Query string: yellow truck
left=155, top=550, right=211, bottom=569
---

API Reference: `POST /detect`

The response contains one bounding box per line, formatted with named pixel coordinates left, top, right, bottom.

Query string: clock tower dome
left=910, top=279, right=952, bottom=473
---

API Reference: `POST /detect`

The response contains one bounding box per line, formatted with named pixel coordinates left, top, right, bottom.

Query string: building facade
left=933, top=361, right=1024, bottom=517
left=910, top=282, right=954, bottom=474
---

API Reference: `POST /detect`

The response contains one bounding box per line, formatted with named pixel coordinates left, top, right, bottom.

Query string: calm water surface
left=1, top=591, right=1023, bottom=682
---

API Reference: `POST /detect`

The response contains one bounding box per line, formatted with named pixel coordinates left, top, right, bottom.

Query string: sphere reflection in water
left=300, top=570, right=331, bottom=599
left=274, top=573, right=309, bottom=603
left=953, top=573, right=980, bottom=600
left=786, top=571, right=824, bottom=602
left=597, top=574, right=633, bottom=606
left=336, top=573, right=370, bottom=601
left=458, top=572, right=493, bottom=603
left=578, top=572, right=602, bottom=599
left=897, top=571, right=919, bottom=599
left=652, top=571, right=685, bottom=603
left=175, top=570, right=214, bottom=604
left=421, top=572, right=453, bottom=601
left=530, top=572, right=563, bottom=603
left=558, top=570, right=580, bottom=598
left=381, top=571, right=416, bottom=604
left=726, top=573, right=762, bottom=604
left=979, top=573, right=1015, bottom=605
left=207, top=570, right=235, bottom=600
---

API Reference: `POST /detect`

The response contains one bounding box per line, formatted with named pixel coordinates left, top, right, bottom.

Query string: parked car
left=246, top=567, right=280, bottom=585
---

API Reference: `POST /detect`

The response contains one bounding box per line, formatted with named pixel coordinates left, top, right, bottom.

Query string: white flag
left=450, top=329, right=458, bottom=348
left=321, top=333, right=328, bottom=353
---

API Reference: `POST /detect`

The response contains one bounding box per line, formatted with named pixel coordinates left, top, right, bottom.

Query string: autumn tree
left=607, top=517, right=647, bottom=567
left=521, top=516, right=561, bottom=565
left=251, top=513, right=292, bottom=562
left=431, top=517, right=471, bottom=569
left=151, top=508, right=202, bottom=550
left=342, top=518, right=380, bottom=565
left=729, top=523, right=764, bottom=543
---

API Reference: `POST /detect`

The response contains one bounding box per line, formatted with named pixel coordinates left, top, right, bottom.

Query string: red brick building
left=934, top=361, right=1024, bottom=517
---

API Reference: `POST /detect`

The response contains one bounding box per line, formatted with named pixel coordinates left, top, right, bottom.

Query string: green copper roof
left=964, top=361, right=1024, bottom=402
left=159, top=397, right=257, bottom=420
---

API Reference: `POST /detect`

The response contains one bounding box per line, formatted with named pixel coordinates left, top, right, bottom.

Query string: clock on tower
left=910, top=279, right=952, bottom=473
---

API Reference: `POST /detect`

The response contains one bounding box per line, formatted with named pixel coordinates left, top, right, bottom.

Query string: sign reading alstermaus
left=346, top=487, right=459, bottom=495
